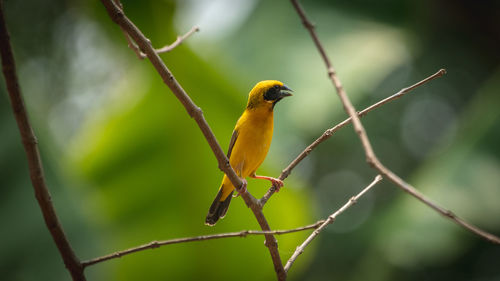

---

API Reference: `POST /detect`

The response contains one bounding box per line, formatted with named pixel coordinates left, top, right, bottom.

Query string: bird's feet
left=269, top=178, right=284, bottom=192
left=233, top=178, right=248, bottom=197
left=252, top=175, right=284, bottom=192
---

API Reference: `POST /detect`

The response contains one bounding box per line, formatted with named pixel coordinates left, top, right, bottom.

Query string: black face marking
left=264, top=85, right=281, bottom=101
left=272, top=98, right=282, bottom=109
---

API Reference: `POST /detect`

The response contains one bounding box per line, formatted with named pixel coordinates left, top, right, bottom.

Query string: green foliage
left=66, top=2, right=314, bottom=280
left=1, top=0, right=500, bottom=280
left=69, top=51, right=314, bottom=280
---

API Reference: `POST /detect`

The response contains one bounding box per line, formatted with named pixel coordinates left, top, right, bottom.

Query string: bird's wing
left=227, top=129, right=239, bottom=159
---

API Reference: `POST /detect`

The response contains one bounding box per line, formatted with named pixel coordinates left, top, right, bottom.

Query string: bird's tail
left=205, top=184, right=234, bottom=226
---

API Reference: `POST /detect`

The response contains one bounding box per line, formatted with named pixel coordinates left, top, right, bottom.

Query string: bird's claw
left=252, top=174, right=285, bottom=192
left=270, top=178, right=284, bottom=192
left=233, top=179, right=248, bottom=197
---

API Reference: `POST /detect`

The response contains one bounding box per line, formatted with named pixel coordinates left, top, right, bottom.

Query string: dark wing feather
left=227, top=129, right=239, bottom=159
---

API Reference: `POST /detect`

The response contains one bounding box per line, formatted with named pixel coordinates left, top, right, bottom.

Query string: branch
left=134, top=25, right=199, bottom=59
left=100, top=1, right=287, bottom=279
left=376, top=166, right=500, bottom=244
left=284, top=175, right=383, bottom=272
left=111, top=0, right=199, bottom=59
left=291, top=0, right=376, bottom=164
left=0, top=2, right=85, bottom=281
left=290, top=0, right=500, bottom=244
left=259, top=69, right=446, bottom=206
left=154, top=25, right=200, bottom=55
left=82, top=220, right=325, bottom=267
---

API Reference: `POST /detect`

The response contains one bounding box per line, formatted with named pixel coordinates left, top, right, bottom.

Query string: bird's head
left=246, top=80, right=293, bottom=110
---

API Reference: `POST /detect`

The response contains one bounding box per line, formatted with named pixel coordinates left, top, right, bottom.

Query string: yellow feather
left=205, top=80, right=291, bottom=225
left=220, top=105, right=275, bottom=199
left=220, top=80, right=283, bottom=200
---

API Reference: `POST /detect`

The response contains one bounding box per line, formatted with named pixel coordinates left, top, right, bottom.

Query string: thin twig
left=82, top=220, right=325, bottom=267
left=284, top=175, right=383, bottom=272
left=291, top=0, right=377, bottom=164
left=135, top=25, right=200, bottom=59
left=100, top=1, right=287, bottom=279
left=154, top=25, right=200, bottom=55
left=290, top=0, right=500, bottom=244
left=259, top=69, right=446, bottom=206
left=111, top=0, right=199, bottom=59
left=375, top=165, right=500, bottom=244
left=0, top=2, right=85, bottom=281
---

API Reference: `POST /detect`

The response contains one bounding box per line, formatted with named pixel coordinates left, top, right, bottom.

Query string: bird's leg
left=233, top=178, right=248, bottom=197
left=250, top=174, right=284, bottom=192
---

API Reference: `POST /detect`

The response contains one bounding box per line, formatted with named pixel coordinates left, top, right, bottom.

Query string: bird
left=205, top=80, right=292, bottom=226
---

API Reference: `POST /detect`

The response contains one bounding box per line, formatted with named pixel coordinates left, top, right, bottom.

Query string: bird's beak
left=280, top=85, right=293, bottom=97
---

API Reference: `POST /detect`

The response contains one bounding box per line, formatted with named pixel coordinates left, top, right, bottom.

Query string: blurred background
left=1, top=0, right=499, bottom=280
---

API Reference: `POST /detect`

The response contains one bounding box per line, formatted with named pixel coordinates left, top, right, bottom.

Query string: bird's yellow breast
left=229, top=107, right=274, bottom=178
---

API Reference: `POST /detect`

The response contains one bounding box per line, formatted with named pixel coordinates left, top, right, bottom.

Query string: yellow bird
left=205, top=80, right=292, bottom=226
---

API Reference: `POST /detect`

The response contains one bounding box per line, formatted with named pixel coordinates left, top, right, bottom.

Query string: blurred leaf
left=353, top=68, right=500, bottom=280
left=68, top=2, right=314, bottom=280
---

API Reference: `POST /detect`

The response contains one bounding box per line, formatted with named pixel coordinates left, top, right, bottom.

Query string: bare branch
left=290, top=0, right=500, bottom=244
left=284, top=175, right=383, bottom=272
left=290, top=0, right=376, bottom=163
left=259, top=69, right=446, bottom=206
left=374, top=165, right=500, bottom=244
left=82, top=220, right=325, bottom=268
left=100, top=0, right=287, bottom=279
left=154, top=25, right=200, bottom=55
left=134, top=25, right=200, bottom=59
left=111, top=0, right=199, bottom=59
left=0, top=2, right=85, bottom=281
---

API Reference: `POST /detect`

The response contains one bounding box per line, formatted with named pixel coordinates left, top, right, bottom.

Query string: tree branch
left=154, top=25, right=200, bottom=55
left=82, top=220, right=325, bottom=268
left=284, top=175, right=383, bottom=272
left=290, top=0, right=500, bottom=244
left=133, top=25, right=199, bottom=59
left=100, top=1, right=287, bottom=279
left=259, top=69, right=446, bottom=206
left=0, top=1, right=85, bottom=281
left=111, top=0, right=199, bottom=59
